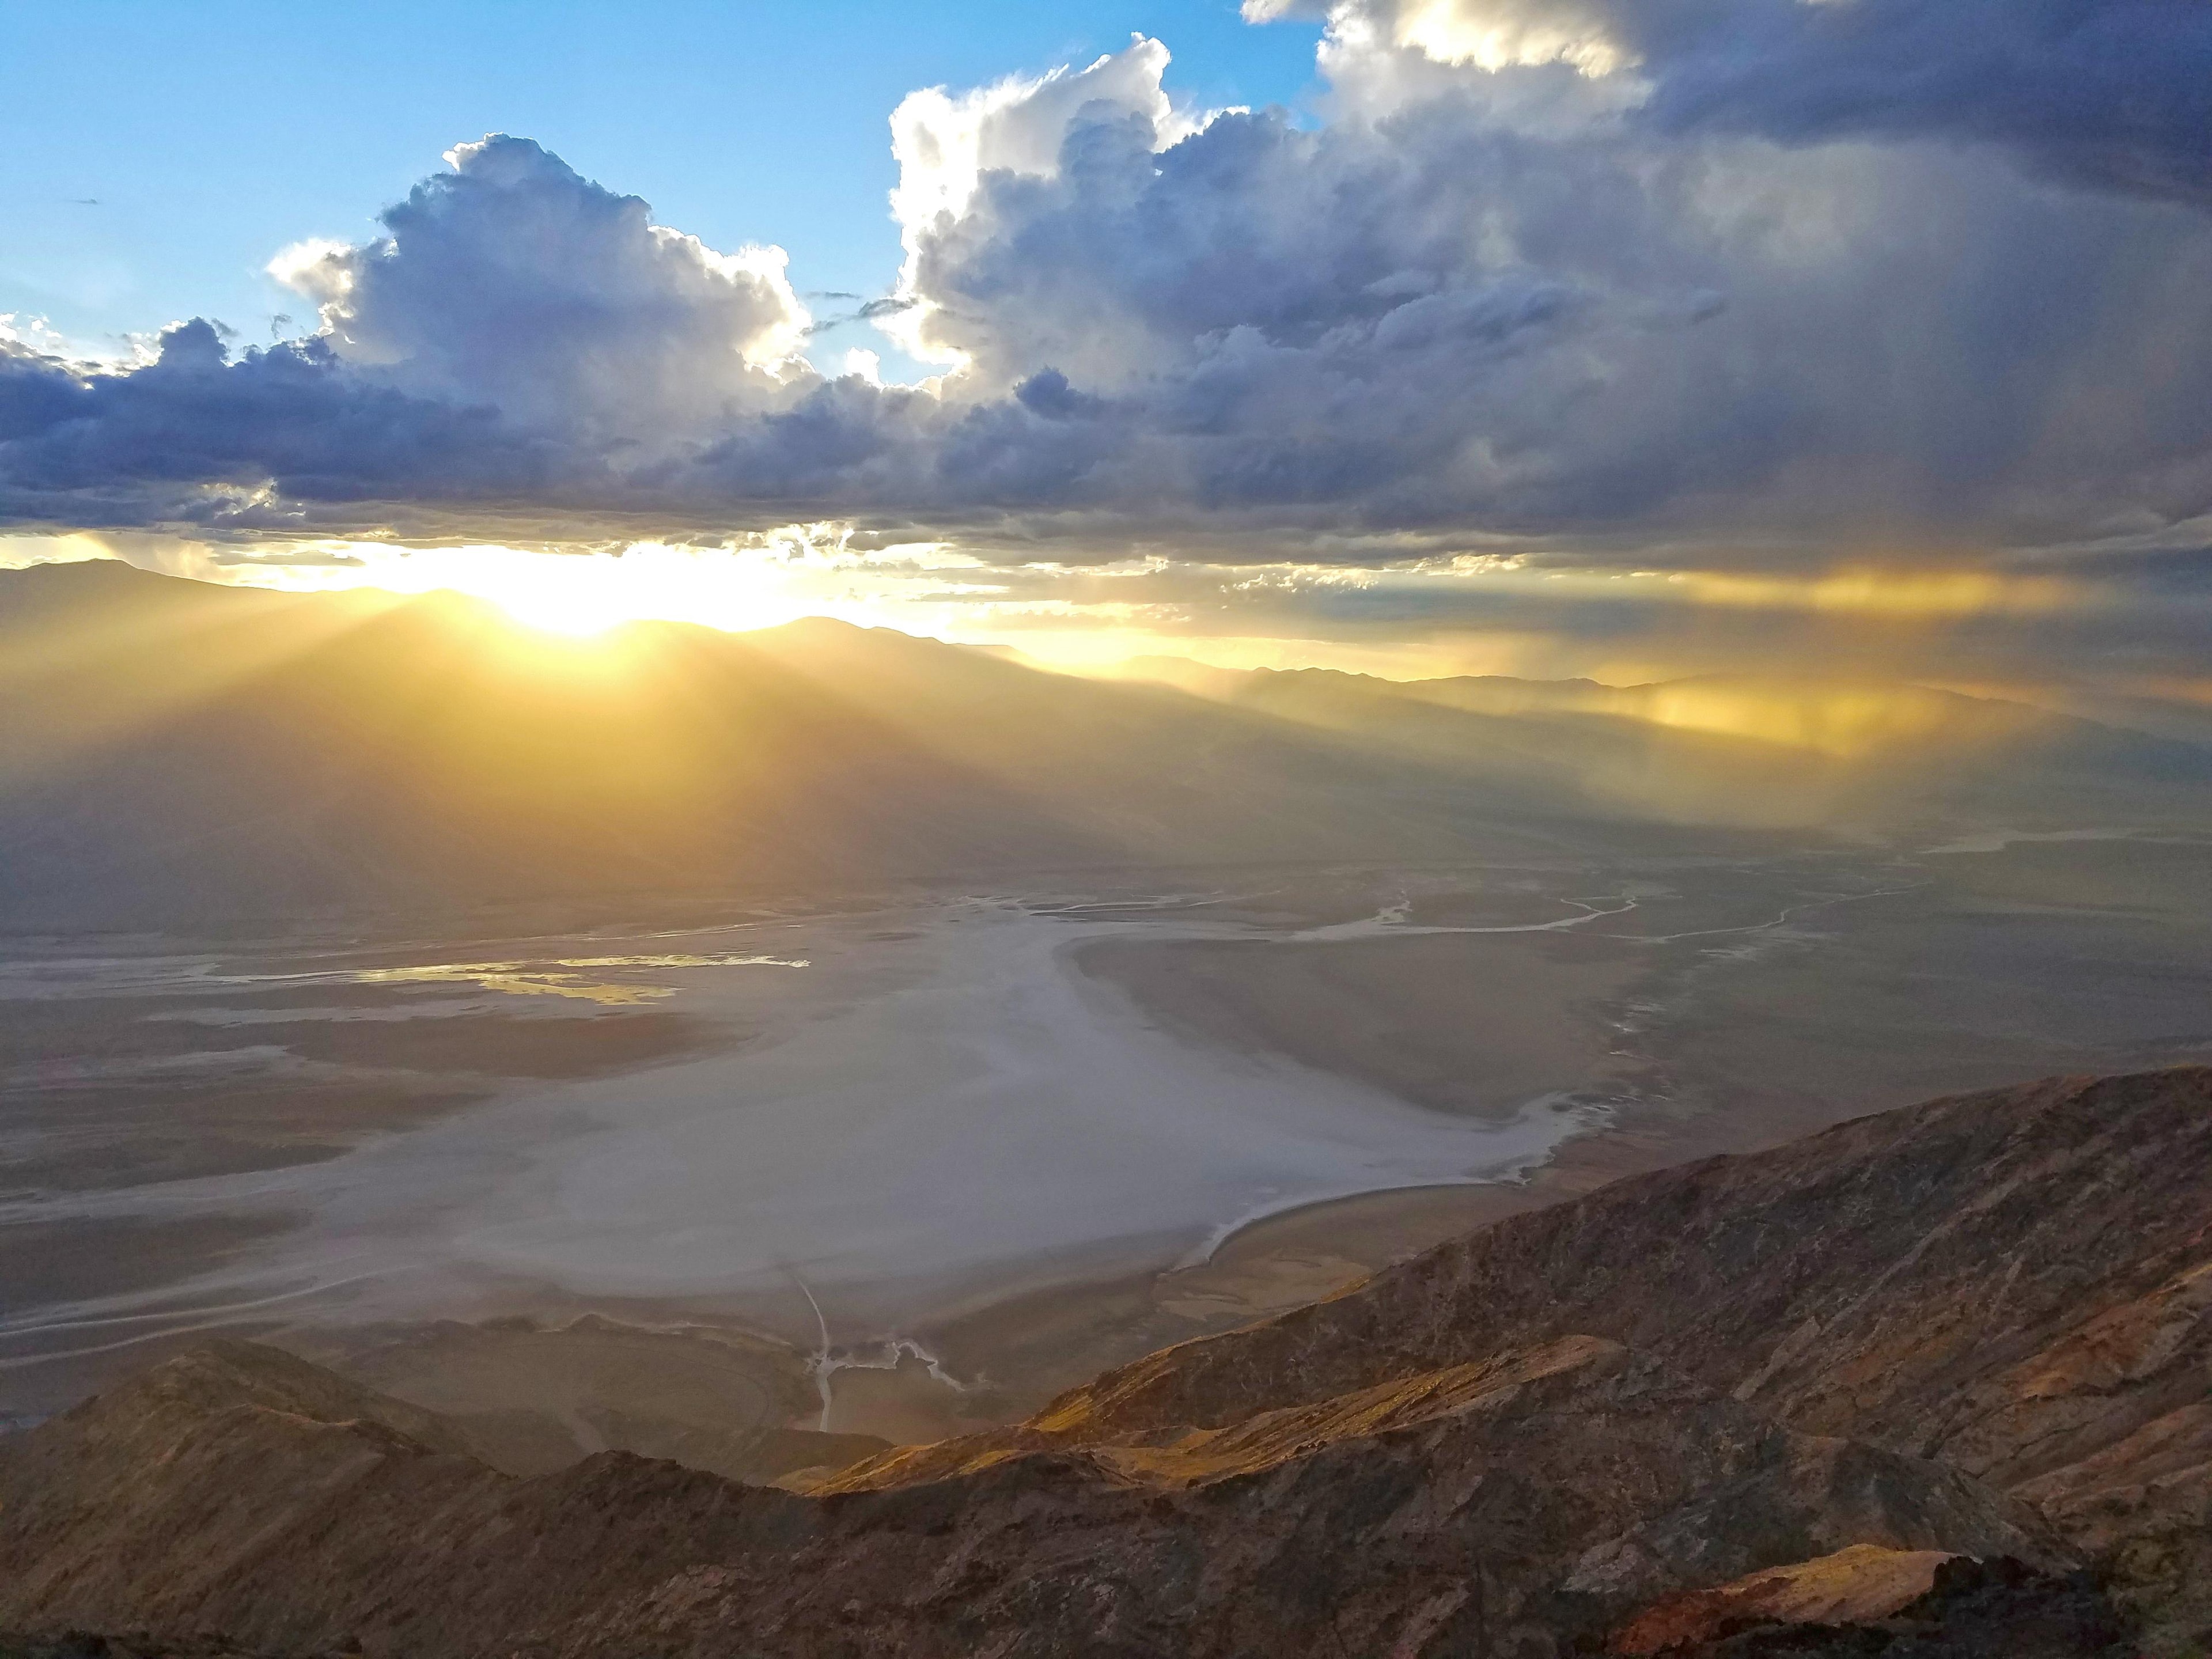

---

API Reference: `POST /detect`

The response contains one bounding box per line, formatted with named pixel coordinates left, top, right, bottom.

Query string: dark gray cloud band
left=1628, top=0, right=2212, bottom=206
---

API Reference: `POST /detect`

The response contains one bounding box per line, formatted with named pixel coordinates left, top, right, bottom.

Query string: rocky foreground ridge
left=2, top=1066, right=2206, bottom=1657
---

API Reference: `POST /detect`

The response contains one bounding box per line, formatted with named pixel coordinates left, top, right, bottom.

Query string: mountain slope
left=1121, top=657, right=2212, bottom=831
left=848, top=1065, right=2212, bottom=1646
left=10, top=560, right=2209, bottom=928
left=0, top=1337, right=2048, bottom=1659
left=0, top=562, right=1592, bottom=927
left=1, top=1067, right=2202, bottom=1654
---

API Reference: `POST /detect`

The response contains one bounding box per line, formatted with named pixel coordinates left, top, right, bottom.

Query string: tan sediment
left=1078, top=926, right=1646, bottom=1120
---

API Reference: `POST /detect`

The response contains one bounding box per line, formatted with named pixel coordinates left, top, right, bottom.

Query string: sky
left=3, top=1, right=1320, bottom=381
left=4, top=0, right=2211, bottom=694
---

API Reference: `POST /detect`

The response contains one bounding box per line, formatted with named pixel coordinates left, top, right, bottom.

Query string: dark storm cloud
left=1261, top=0, right=2212, bottom=205
left=1626, top=0, right=2212, bottom=206
left=0, top=320, right=568, bottom=525
left=3, top=7, right=2210, bottom=575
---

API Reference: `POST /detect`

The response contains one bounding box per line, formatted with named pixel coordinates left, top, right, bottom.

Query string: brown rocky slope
left=1, top=1066, right=2205, bottom=1656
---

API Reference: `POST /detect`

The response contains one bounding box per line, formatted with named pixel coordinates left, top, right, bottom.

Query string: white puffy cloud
left=271, top=135, right=816, bottom=435
left=883, top=37, right=1217, bottom=372
left=1249, top=0, right=1631, bottom=75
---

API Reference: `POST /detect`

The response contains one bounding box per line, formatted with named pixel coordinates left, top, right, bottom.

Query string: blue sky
left=1, top=0, right=1321, bottom=373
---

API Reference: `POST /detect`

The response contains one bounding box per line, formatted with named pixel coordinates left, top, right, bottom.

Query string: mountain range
left=1115, top=655, right=2212, bottom=834
left=5, top=561, right=2210, bottom=927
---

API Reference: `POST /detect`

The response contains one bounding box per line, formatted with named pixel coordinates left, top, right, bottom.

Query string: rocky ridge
left=1, top=1066, right=2205, bottom=1656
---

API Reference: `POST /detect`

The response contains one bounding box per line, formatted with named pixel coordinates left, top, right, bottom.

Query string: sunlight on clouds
left=1367, top=0, right=1630, bottom=74
left=1247, top=0, right=1631, bottom=74
left=889, top=37, right=1199, bottom=240
left=0, top=311, right=154, bottom=370
left=264, top=238, right=356, bottom=306
left=884, top=36, right=1217, bottom=374
left=687, top=236, right=812, bottom=373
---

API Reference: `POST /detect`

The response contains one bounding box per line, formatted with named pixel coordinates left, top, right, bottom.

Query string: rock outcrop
left=0, top=1336, right=2051, bottom=1658
left=2, top=1066, right=2204, bottom=1656
left=1605, top=1544, right=1962, bottom=1652
left=1606, top=1553, right=2135, bottom=1657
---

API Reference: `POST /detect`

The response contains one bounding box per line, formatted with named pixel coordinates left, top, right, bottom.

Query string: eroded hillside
left=2, top=1067, right=2202, bottom=1656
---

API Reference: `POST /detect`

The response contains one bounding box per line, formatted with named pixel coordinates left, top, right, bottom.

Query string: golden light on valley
left=1633, top=681, right=1987, bottom=756
left=1671, top=564, right=2077, bottom=618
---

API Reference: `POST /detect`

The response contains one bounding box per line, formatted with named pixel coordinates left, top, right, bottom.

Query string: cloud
left=269, top=135, right=815, bottom=431
left=0, top=319, right=569, bottom=529
left=1249, top=0, right=1631, bottom=75
left=881, top=36, right=1216, bottom=369
left=2, top=8, right=2210, bottom=638
left=874, top=35, right=2212, bottom=544
left=1267, top=0, right=2212, bottom=204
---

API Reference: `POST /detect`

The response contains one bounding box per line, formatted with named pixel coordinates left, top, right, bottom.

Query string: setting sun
left=265, top=541, right=835, bottom=638
left=480, top=561, right=637, bottom=637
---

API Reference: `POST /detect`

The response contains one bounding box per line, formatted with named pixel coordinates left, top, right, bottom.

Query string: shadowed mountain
left=6, top=561, right=2207, bottom=929
left=0, top=1067, right=2199, bottom=1654
left=0, top=563, right=1586, bottom=929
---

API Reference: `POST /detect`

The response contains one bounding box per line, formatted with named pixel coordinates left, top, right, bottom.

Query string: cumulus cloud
left=271, top=135, right=815, bottom=431
left=0, top=319, right=565, bottom=529
left=2, top=3, right=2210, bottom=618
left=1248, top=0, right=1632, bottom=75
left=872, top=31, right=2212, bottom=544
left=883, top=37, right=1216, bottom=369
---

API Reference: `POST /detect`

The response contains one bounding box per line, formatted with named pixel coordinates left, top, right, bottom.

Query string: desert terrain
left=7, top=830, right=2207, bottom=1468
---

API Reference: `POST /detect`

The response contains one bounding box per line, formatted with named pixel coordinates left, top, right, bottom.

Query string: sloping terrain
left=1607, top=1550, right=2131, bottom=1656
left=1123, top=658, right=2212, bottom=832
left=9, top=562, right=2210, bottom=929
left=1, top=1067, right=2202, bottom=1654
left=0, top=562, right=1580, bottom=928
left=846, top=1066, right=2211, bottom=1646
left=0, top=1337, right=2048, bottom=1658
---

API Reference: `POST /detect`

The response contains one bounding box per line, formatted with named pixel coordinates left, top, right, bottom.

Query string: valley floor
left=3, top=832, right=2209, bottom=1464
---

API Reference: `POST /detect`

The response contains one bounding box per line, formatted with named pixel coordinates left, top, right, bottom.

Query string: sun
left=455, top=551, right=653, bottom=637
left=490, top=582, right=629, bottom=638
left=300, top=540, right=831, bottom=638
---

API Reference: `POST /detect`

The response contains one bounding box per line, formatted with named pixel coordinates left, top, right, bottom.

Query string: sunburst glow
left=437, top=544, right=802, bottom=636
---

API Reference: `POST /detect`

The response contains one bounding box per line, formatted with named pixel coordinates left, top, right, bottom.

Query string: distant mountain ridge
left=0, top=562, right=1567, bottom=927
left=1119, top=654, right=2212, bottom=832
left=5, top=560, right=2208, bottom=928
left=0, top=1066, right=2200, bottom=1654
